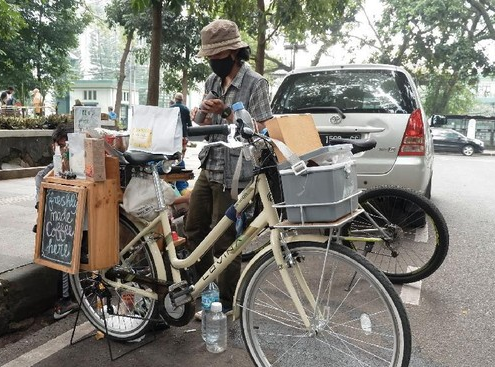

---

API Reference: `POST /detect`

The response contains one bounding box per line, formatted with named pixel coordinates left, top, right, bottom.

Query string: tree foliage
left=0, top=0, right=26, bottom=50
left=0, top=0, right=89, bottom=103
left=130, top=0, right=185, bottom=105
left=129, top=0, right=351, bottom=99
left=363, top=0, right=495, bottom=115
left=132, top=9, right=211, bottom=101
left=216, top=0, right=349, bottom=74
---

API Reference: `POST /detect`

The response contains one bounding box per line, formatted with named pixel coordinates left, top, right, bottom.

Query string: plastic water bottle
left=201, top=282, right=220, bottom=341
left=232, top=101, right=254, bottom=131
left=53, top=144, right=62, bottom=176
left=205, top=301, right=227, bottom=353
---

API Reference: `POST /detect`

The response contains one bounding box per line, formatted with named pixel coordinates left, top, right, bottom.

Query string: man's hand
left=200, top=98, right=225, bottom=115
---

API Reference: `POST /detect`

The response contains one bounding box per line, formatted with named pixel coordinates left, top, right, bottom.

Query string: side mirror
left=430, top=115, right=447, bottom=127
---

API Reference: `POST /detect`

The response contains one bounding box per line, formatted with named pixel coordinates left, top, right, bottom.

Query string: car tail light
left=399, top=109, right=425, bottom=156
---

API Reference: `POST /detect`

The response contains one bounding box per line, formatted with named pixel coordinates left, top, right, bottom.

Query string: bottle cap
left=232, top=101, right=245, bottom=111
left=210, top=301, right=222, bottom=313
left=171, top=231, right=179, bottom=241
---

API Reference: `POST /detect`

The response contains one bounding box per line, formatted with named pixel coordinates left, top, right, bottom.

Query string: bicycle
left=70, top=123, right=411, bottom=366
left=241, top=141, right=450, bottom=285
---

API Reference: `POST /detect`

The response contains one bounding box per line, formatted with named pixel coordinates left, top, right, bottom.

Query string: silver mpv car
left=271, top=64, right=434, bottom=197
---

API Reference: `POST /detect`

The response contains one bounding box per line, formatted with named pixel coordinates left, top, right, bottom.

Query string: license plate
left=320, top=133, right=362, bottom=145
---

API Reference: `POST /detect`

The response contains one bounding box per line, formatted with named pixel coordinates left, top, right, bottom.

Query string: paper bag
left=266, top=114, right=322, bottom=163
left=84, top=138, right=106, bottom=182
left=128, top=105, right=183, bottom=155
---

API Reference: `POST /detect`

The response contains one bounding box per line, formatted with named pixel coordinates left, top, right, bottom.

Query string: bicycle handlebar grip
left=187, top=125, right=230, bottom=137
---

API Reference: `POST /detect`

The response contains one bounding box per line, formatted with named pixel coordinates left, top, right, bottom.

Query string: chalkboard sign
left=34, top=182, right=87, bottom=273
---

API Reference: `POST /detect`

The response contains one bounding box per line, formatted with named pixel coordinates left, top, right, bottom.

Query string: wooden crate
left=40, top=156, right=121, bottom=271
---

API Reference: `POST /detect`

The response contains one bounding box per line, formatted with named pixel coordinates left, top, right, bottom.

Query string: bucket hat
left=197, top=19, right=248, bottom=57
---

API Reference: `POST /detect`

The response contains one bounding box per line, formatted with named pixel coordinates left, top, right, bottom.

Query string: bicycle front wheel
left=345, top=186, right=449, bottom=283
left=239, top=241, right=411, bottom=367
left=70, top=213, right=159, bottom=341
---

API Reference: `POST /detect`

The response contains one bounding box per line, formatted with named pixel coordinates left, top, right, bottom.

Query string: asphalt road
left=1, top=153, right=495, bottom=366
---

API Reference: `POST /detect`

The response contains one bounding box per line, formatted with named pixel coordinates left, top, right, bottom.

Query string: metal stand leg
left=70, top=289, right=161, bottom=361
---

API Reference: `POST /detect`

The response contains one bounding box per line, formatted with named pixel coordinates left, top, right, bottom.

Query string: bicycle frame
left=103, top=168, right=322, bottom=329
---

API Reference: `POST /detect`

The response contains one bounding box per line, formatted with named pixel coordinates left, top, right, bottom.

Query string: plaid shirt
left=200, top=62, right=273, bottom=185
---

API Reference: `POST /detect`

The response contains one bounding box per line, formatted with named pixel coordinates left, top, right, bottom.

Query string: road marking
left=1, top=322, right=94, bottom=367
left=399, top=266, right=422, bottom=305
left=414, top=225, right=428, bottom=243
left=400, top=281, right=422, bottom=305
left=0, top=195, right=34, bottom=205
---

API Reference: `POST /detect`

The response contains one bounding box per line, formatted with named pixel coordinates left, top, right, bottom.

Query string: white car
left=271, top=64, right=434, bottom=197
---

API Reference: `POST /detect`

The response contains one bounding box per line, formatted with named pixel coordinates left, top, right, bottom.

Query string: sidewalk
left=0, top=144, right=493, bottom=335
left=0, top=142, right=204, bottom=336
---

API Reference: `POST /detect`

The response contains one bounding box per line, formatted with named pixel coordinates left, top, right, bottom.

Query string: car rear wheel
left=462, top=144, right=475, bottom=156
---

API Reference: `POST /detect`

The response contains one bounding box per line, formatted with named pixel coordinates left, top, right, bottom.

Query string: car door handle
left=318, top=126, right=386, bottom=133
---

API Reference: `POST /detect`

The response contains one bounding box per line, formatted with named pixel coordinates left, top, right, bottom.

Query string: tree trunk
left=115, top=30, right=134, bottom=128
left=147, top=0, right=163, bottom=106
left=255, top=0, right=267, bottom=75
left=181, top=69, right=188, bottom=104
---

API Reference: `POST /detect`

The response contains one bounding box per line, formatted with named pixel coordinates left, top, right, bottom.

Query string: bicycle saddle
left=328, top=138, right=377, bottom=154
left=123, top=150, right=180, bottom=165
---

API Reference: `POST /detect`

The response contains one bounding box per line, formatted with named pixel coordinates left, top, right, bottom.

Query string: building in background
left=56, top=80, right=139, bottom=128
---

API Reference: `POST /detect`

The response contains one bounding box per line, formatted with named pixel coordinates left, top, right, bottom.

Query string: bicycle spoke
left=240, top=242, right=410, bottom=367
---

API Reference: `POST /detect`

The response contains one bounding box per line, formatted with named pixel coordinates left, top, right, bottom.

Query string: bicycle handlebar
left=187, top=125, right=230, bottom=137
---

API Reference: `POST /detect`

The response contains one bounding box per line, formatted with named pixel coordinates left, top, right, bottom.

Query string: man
left=170, top=92, right=192, bottom=147
left=1, top=87, right=15, bottom=114
left=185, top=19, right=273, bottom=317
left=31, top=88, right=43, bottom=116
left=5, top=86, right=15, bottom=105
left=108, top=106, right=117, bottom=121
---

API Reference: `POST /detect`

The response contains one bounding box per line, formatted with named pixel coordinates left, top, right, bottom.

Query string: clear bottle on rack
left=232, top=101, right=254, bottom=131
left=201, top=281, right=220, bottom=341
left=53, top=144, right=62, bottom=177
left=205, top=301, right=227, bottom=353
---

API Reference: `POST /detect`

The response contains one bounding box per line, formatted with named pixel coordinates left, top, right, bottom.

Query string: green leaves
left=367, top=0, right=495, bottom=115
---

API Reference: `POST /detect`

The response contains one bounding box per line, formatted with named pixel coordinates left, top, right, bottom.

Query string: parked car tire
left=462, top=144, right=475, bottom=156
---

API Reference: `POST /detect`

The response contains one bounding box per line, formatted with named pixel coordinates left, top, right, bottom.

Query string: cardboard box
left=266, top=114, right=322, bottom=163
left=84, top=138, right=106, bottom=182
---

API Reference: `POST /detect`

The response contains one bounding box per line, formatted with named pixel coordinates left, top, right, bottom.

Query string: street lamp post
left=283, top=43, right=307, bottom=70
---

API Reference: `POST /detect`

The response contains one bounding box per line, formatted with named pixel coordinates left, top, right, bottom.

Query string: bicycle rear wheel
left=241, top=229, right=270, bottom=262
left=239, top=241, right=411, bottom=367
left=69, top=213, right=159, bottom=341
left=344, top=186, right=449, bottom=283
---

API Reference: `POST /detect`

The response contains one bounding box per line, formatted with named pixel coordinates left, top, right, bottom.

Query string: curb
left=0, top=264, right=58, bottom=336
left=0, top=167, right=44, bottom=181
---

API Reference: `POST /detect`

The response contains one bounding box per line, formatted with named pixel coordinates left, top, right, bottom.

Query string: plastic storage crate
left=277, top=146, right=358, bottom=223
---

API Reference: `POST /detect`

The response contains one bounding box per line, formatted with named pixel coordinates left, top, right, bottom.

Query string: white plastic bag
left=127, top=105, right=183, bottom=155
left=122, top=176, right=177, bottom=221
left=68, top=132, right=86, bottom=179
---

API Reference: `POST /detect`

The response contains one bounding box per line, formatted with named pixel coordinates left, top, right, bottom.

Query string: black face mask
left=209, top=55, right=235, bottom=79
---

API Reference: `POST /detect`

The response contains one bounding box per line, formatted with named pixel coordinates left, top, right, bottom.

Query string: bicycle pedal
left=168, top=281, right=193, bottom=307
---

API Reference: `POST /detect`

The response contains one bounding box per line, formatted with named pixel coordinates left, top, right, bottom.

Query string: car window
left=271, top=69, right=418, bottom=114
left=432, top=129, right=450, bottom=137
